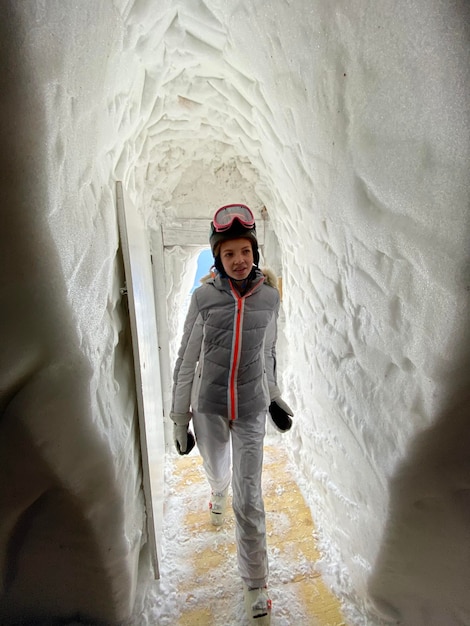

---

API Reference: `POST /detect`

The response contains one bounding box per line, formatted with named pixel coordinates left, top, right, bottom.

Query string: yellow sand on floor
left=172, top=445, right=348, bottom=626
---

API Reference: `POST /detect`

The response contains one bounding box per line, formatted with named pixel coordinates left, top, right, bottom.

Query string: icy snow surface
left=1, top=1, right=470, bottom=625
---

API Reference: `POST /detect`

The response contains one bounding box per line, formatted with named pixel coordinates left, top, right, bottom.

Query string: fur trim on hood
left=200, top=267, right=278, bottom=290
left=262, top=267, right=278, bottom=289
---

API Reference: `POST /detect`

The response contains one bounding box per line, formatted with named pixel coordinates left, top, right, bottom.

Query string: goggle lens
left=213, top=204, right=255, bottom=232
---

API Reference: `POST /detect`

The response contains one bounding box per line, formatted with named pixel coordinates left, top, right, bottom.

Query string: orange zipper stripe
left=227, top=276, right=265, bottom=420
left=229, top=296, right=242, bottom=419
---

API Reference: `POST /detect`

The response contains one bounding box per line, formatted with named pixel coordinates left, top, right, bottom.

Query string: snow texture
left=1, top=0, right=470, bottom=625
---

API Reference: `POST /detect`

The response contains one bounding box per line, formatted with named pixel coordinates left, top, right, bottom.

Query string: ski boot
left=243, top=585, right=272, bottom=624
left=209, top=489, right=228, bottom=526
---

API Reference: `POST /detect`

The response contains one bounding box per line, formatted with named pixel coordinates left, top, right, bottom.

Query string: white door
left=116, top=181, right=164, bottom=579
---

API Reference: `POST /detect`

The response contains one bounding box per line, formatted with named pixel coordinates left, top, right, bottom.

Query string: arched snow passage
left=1, top=2, right=469, bottom=625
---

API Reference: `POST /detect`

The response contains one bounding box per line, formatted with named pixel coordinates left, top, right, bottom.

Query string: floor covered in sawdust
left=160, top=443, right=348, bottom=626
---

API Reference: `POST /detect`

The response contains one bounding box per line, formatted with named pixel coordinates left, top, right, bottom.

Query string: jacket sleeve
left=264, top=294, right=280, bottom=399
left=171, top=290, right=204, bottom=415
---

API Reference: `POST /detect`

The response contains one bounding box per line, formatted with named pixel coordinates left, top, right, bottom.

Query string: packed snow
left=1, top=1, right=470, bottom=625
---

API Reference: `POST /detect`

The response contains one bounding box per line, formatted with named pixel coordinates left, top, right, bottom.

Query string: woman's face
left=219, top=237, right=254, bottom=281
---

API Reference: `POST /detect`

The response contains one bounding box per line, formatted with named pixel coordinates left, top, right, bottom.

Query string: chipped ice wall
left=164, top=246, right=201, bottom=368
left=240, top=3, right=470, bottom=624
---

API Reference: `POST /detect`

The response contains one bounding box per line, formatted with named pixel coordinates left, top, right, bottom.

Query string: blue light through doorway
left=191, top=248, right=213, bottom=293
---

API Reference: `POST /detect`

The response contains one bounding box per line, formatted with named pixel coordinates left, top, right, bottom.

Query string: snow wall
left=1, top=1, right=469, bottom=625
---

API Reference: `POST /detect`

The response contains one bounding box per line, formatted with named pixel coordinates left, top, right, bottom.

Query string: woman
left=170, top=203, right=293, bottom=625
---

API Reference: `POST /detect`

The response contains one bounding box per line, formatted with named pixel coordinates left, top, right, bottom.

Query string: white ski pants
left=192, top=409, right=268, bottom=589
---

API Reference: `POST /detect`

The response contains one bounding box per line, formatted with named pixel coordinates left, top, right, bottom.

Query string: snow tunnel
left=1, top=1, right=470, bottom=625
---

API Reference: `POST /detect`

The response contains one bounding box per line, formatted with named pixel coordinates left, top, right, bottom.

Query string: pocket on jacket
left=191, top=361, right=203, bottom=410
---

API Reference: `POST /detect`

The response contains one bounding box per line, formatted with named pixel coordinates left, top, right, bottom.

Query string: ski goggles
left=212, top=204, right=255, bottom=232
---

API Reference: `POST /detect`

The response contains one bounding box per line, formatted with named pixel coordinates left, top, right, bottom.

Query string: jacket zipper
left=227, top=276, right=265, bottom=420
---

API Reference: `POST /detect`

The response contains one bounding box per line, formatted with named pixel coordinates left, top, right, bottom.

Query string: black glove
left=269, top=398, right=293, bottom=432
